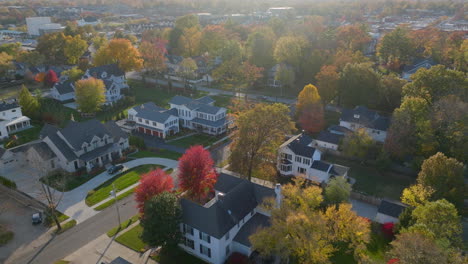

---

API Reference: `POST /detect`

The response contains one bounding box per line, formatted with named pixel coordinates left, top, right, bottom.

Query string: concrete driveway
left=2, top=157, right=178, bottom=224
left=0, top=165, right=45, bottom=201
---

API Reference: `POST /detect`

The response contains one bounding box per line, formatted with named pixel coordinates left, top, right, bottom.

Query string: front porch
left=5, top=116, right=32, bottom=134
left=80, top=145, right=124, bottom=172
left=278, top=159, right=292, bottom=175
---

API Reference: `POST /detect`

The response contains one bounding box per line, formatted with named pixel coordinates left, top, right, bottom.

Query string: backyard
left=85, top=164, right=164, bottom=206
left=169, top=133, right=221, bottom=149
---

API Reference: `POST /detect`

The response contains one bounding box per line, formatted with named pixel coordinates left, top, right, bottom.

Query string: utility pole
left=110, top=183, right=121, bottom=227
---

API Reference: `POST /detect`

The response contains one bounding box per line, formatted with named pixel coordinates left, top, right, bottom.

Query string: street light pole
left=110, top=183, right=121, bottom=227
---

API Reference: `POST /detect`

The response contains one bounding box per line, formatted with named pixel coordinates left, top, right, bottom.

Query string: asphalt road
left=11, top=195, right=138, bottom=264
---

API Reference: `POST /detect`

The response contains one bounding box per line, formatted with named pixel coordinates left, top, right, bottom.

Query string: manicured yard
left=45, top=210, right=70, bottom=227
left=169, top=133, right=220, bottom=148
left=129, top=149, right=182, bottom=160
left=107, top=214, right=140, bottom=237
left=115, top=224, right=147, bottom=252
left=211, top=95, right=233, bottom=108
left=94, top=187, right=136, bottom=211
left=5, top=124, right=43, bottom=148
left=153, top=246, right=208, bottom=264
left=55, top=219, right=77, bottom=234
left=86, top=164, right=163, bottom=206
left=41, top=168, right=106, bottom=191
left=324, top=156, right=415, bottom=200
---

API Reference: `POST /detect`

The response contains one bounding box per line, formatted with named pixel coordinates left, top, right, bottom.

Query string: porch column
left=86, top=161, right=92, bottom=172
left=118, top=149, right=123, bottom=157
left=98, top=156, right=103, bottom=167
left=108, top=153, right=113, bottom=162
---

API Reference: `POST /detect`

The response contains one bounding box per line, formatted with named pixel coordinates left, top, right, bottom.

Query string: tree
left=410, top=199, right=462, bottom=246
left=246, top=29, right=276, bottom=69
left=274, top=36, right=308, bottom=71
left=219, top=39, right=243, bottom=62
left=199, top=25, right=229, bottom=56
left=135, top=169, right=174, bottom=214
left=338, top=63, right=381, bottom=107
left=297, top=84, right=324, bottom=133
left=92, top=35, right=108, bottom=50
left=139, top=39, right=167, bottom=75
left=241, top=61, right=263, bottom=86
left=64, top=35, right=88, bottom=65
left=332, top=49, right=369, bottom=71
left=16, top=51, right=45, bottom=67
left=0, top=42, right=21, bottom=56
left=18, top=85, right=40, bottom=118
left=378, top=74, right=406, bottom=111
left=401, top=184, right=434, bottom=208
left=377, top=27, right=416, bottom=65
left=74, top=78, right=106, bottom=113
left=0, top=52, right=13, bottom=77
left=336, top=24, right=371, bottom=51
left=44, top=70, right=59, bottom=88
left=402, top=65, right=467, bottom=103
left=61, top=67, right=84, bottom=82
left=324, top=176, right=351, bottom=205
left=140, top=192, right=181, bottom=248
left=178, top=58, right=198, bottom=86
left=274, top=64, right=295, bottom=92
left=178, top=26, right=201, bottom=57
left=170, top=14, right=200, bottom=53
left=341, top=128, right=375, bottom=159
left=416, top=153, right=464, bottom=209
left=36, top=32, right=67, bottom=65
left=229, top=104, right=294, bottom=181
left=315, top=65, right=339, bottom=104
left=178, top=145, right=218, bottom=201
left=387, top=232, right=448, bottom=264
left=93, top=39, right=143, bottom=72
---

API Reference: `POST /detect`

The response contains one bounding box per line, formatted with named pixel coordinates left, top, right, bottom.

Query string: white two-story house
left=180, top=172, right=279, bottom=264
left=313, top=125, right=352, bottom=151
left=0, top=100, right=32, bottom=140
left=39, top=119, right=129, bottom=172
left=278, top=133, right=349, bottom=184
left=169, top=95, right=228, bottom=135
left=339, top=106, right=390, bottom=142
left=127, top=102, right=179, bottom=139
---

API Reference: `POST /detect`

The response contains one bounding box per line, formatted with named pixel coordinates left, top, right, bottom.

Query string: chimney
left=275, top=184, right=282, bottom=208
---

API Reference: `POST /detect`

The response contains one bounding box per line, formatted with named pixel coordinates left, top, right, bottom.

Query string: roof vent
left=354, top=114, right=360, bottom=119
left=227, top=210, right=232, bottom=215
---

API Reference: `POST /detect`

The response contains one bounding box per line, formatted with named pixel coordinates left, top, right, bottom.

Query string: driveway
left=2, top=157, right=178, bottom=224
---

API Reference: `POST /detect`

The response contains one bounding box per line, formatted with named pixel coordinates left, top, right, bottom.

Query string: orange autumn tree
left=297, top=84, right=325, bottom=133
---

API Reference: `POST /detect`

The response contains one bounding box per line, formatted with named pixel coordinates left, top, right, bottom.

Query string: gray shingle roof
left=285, top=133, right=317, bottom=158
left=103, top=121, right=128, bottom=141
left=169, top=95, right=223, bottom=114
left=328, top=125, right=352, bottom=135
left=79, top=143, right=114, bottom=162
left=54, top=81, right=74, bottom=95
left=169, top=95, right=193, bottom=106
left=132, top=102, right=175, bottom=123
left=0, top=101, right=19, bottom=112
left=40, top=124, right=77, bottom=161
left=30, top=142, right=57, bottom=160
left=378, top=200, right=407, bottom=218
left=60, top=119, right=110, bottom=150
left=340, top=106, right=390, bottom=131
left=195, top=96, right=215, bottom=105
left=311, top=160, right=331, bottom=172
left=233, top=213, right=270, bottom=247
left=328, top=164, right=349, bottom=177
left=191, top=117, right=227, bottom=128
left=86, top=64, right=124, bottom=78
left=316, top=131, right=343, bottom=145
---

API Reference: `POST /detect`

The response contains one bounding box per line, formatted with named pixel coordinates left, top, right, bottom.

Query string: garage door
left=138, top=127, right=144, bottom=133
left=152, top=130, right=159, bottom=137
left=145, top=128, right=151, bottom=135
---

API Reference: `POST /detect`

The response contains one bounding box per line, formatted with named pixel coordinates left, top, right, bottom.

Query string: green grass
left=324, top=156, right=414, bottom=200
left=86, top=164, right=163, bottom=206
left=94, top=187, right=136, bottom=211
left=0, top=175, right=16, bottom=189
left=6, top=124, right=43, bottom=147
left=365, top=231, right=391, bottom=262
left=129, top=149, right=182, bottom=160
left=170, top=133, right=220, bottom=148
left=325, top=110, right=341, bottom=126
left=41, top=168, right=106, bottom=191
left=153, top=246, right=208, bottom=264
left=0, top=225, right=14, bottom=245
left=115, top=224, right=147, bottom=252
left=55, top=219, right=76, bottom=234
left=44, top=210, right=70, bottom=227
left=330, top=243, right=357, bottom=264
left=211, top=95, right=233, bottom=108
left=107, top=215, right=140, bottom=237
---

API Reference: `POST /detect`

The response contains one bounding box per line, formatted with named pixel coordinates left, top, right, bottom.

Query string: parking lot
left=0, top=191, right=48, bottom=264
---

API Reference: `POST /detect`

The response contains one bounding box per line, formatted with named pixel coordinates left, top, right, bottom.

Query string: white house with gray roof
left=39, top=119, right=129, bottom=172
left=127, top=102, right=179, bottom=139
left=0, top=100, right=32, bottom=140
left=179, top=172, right=278, bottom=264
left=50, top=80, right=75, bottom=102
left=277, top=133, right=349, bottom=184
left=169, top=95, right=228, bottom=135
left=339, top=106, right=390, bottom=142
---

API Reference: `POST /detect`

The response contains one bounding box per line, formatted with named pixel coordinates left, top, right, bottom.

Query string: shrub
left=226, top=252, right=250, bottom=264
left=0, top=176, right=17, bottom=189
left=381, top=222, right=395, bottom=238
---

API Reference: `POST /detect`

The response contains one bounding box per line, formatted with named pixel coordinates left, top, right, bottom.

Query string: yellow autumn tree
left=93, top=38, right=143, bottom=72
left=296, top=84, right=324, bottom=133
left=75, top=78, right=106, bottom=113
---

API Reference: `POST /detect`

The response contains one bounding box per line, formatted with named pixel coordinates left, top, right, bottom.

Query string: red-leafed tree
left=382, top=222, right=395, bottom=238
left=45, top=69, right=59, bottom=88
left=135, top=168, right=174, bottom=214
left=178, top=145, right=218, bottom=202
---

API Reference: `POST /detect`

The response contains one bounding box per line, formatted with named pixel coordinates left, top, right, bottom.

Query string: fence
left=350, top=191, right=382, bottom=206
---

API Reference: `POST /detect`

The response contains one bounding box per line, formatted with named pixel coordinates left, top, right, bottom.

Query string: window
left=200, top=245, right=211, bottom=258
left=225, top=231, right=230, bottom=240
left=199, top=231, right=211, bottom=243
left=145, top=120, right=149, bottom=124
left=281, top=153, right=292, bottom=160
left=295, top=156, right=302, bottom=163
left=183, top=224, right=194, bottom=236
left=138, top=118, right=142, bottom=122
left=185, top=238, right=194, bottom=249
left=281, top=165, right=291, bottom=172
left=297, top=167, right=306, bottom=174
left=153, top=122, right=157, bottom=126
left=11, top=109, right=16, bottom=112
left=226, top=245, right=230, bottom=256
left=303, top=158, right=310, bottom=165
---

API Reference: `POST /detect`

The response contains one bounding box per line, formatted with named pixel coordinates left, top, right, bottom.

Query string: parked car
left=32, top=212, right=42, bottom=225
left=107, top=164, right=124, bottom=174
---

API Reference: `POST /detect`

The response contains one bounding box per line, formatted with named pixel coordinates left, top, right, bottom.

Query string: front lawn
left=169, top=134, right=220, bottom=148
left=94, top=187, right=136, bottom=211
left=153, top=246, right=208, bottom=264
left=129, top=149, right=182, bottom=160
left=86, top=164, right=163, bottom=206
left=5, top=124, right=43, bottom=148
left=107, top=214, right=139, bottom=237
left=44, top=210, right=70, bottom=227
left=115, top=224, right=147, bottom=252
left=55, top=219, right=76, bottom=234
left=211, top=95, right=233, bottom=108
left=324, top=156, right=414, bottom=200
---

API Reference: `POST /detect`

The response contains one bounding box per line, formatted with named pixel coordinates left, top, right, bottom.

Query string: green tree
left=229, top=103, right=294, bottom=181
left=324, top=176, right=351, bottom=205
left=74, top=78, right=106, bottom=113
left=140, top=192, right=181, bottom=248
left=388, top=232, right=449, bottom=264
left=16, top=51, right=45, bottom=67
left=36, top=32, right=67, bottom=65
left=315, top=65, right=339, bottom=104
left=64, top=35, right=88, bottom=64
left=0, top=42, right=21, bottom=56
left=199, top=25, right=228, bottom=56
left=170, top=14, right=200, bottom=53
left=247, top=28, right=276, bottom=69
left=61, top=67, right=84, bottom=82
left=377, top=27, right=416, bottom=64
left=178, top=26, right=201, bottom=57
left=341, top=128, right=375, bottom=159
left=92, top=35, right=108, bottom=50
left=274, top=64, right=295, bottom=92
left=338, top=63, right=380, bottom=107
left=18, top=85, right=40, bottom=118
left=177, top=58, right=198, bottom=85
left=378, top=74, right=406, bottom=111
left=274, top=36, right=308, bottom=72
left=416, top=153, right=464, bottom=209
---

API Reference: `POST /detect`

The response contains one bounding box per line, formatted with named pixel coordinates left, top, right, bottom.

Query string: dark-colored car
left=107, top=164, right=124, bottom=174
left=32, top=212, right=42, bottom=225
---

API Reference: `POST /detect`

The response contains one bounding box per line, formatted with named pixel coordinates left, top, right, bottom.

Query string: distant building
left=77, top=17, right=100, bottom=27
left=26, top=17, right=63, bottom=36
left=401, top=58, right=436, bottom=81
left=128, top=102, right=179, bottom=139
left=267, top=7, right=295, bottom=17
left=339, top=106, right=390, bottom=142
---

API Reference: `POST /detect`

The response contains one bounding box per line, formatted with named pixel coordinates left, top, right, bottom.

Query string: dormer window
left=101, top=71, right=107, bottom=78
left=353, top=114, right=360, bottom=119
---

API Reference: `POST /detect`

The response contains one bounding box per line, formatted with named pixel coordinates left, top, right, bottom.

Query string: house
left=179, top=172, right=278, bottom=264
left=82, top=64, right=129, bottom=104
left=39, top=119, right=129, bottom=172
left=339, top=106, right=390, bottom=142
left=375, top=200, right=407, bottom=224
left=169, top=95, right=228, bottom=135
left=127, top=102, right=179, bottom=139
left=313, top=126, right=352, bottom=151
left=77, top=16, right=100, bottom=26
left=277, top=133, right=349, bottom=184
left=0, top=100, right=32, bottom=140
left=401, top=58, right=436, bottom=81
left=50, top=80, right=74, bottom=102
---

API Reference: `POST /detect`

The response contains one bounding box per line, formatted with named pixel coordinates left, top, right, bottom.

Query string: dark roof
left=60, top=119, right=111, bottom=150
left=132, top=102, right=175, bottom=123
left=328, top=125, right=352, bottom=135
left=233, top=213, right=270, bottom=247
left=197, top=104, right=221, bottom=114
left=103, top=121, right=128, bottom=141
left=0, top=101, right=19, bottom=112
left=377, top=200, right=407, bottom=218
left=169, top=95, right=223, bottom=114
left=0, top=147, right=5, bottom=158
left=403, top=58, right=436, bottom=74
left=169, top=95, right=193, bottom=105
left=328, top=164, right=349, bottom=177
left=340, top=106, right=390, bottom=131
left=285, top=133, right=316, bottom=158
left=316, top=131, right=343, bottom=145
left=79, top=143, right=114, bottom=162
left=30, top=142, right=56, bottom=160
left=196, top=96, right=215, bottom=105
left=54, top=81, right=74, bottom=95
left=83, top=16, right=98, bottom=22
left=191, top=117, right=227, bottom=128
left=40, top=124, right=77, bottom=161
left=181, top=173, right=275, bottom=239
left=86, top=64, right=124, bottom=78
left=310, top=160, right=331, bottom=172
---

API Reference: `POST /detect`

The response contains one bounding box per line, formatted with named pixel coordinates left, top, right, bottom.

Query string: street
left=8, top=194, right=138, bottom=264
